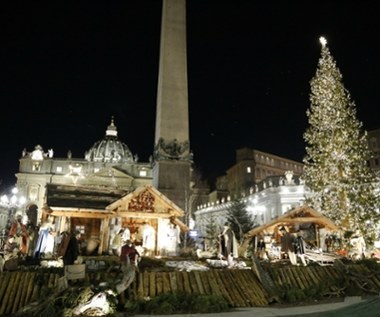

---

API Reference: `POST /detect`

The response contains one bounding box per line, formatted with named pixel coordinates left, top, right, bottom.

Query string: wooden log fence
left=1, top=263, right=380, bottom=314
left=0, top=271, right=59, bottom=316
left=126, top=269, right=271, bottom=307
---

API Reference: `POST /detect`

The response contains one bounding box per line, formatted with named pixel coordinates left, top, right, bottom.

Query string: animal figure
left=72, top=262, right=136, bottom=315
left=206, top=258, right=229, bottom=268
left=196, top=248, right=215, bottom=259
left=73, top=292, right=111, bottom=316
left=115, top=261, right=136, bottom=294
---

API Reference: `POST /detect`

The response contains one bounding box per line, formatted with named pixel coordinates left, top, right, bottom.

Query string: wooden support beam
left=50, top=211, right=110, bottom=219
left=50, top=210, right=175, bottom=220
left=115, top=211, right=175, bottom=219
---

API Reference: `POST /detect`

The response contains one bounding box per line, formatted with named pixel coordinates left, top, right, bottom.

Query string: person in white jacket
left=350, top=229, right=366, bottom=259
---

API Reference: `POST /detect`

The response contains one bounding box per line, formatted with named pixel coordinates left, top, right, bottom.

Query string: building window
left=56, top=166, right=62, bottom=172
left=246, top=166, right=251, bottom=173
left=32, top=162, right=41, bottom=171
left=139, top=170, right=147, bottom=177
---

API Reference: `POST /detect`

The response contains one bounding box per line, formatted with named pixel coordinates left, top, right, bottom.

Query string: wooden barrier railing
left=1, top=263, right=380, bottom=314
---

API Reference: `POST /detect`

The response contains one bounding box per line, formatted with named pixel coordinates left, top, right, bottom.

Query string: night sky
left=1, top=1, right=379, bottom=190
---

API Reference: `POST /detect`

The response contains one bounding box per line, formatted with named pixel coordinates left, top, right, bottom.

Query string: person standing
left=57, top=231, right=70, bottom=258
left=120, top=240, right=140, bottom=267
left=122, top=227, right=131, bottom=244
left=63, top=230, right=81, bottom=265
left=219, top=223, right=238, bottom=259
left=279, top=226, right=297, bottom=265
left=33, top=215, right=55, bottom=259
left=294, top=231, right=307, bottom=266
left=257, top=236, right=267, bottom=260
left=116, top=239, right=139, bottom=295
left=166, top=224, right=180, bottom=256
left=8, top=214, right=28, bottom=255
left=141, top=222, right=155, bottom=256
left=111, top=229, right=124, bottom=256
left=350, top=229, right=366, bottom=259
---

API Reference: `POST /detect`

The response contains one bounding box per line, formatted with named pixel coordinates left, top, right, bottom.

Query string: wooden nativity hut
left=241, top=204, right=341, bottom=254
left=43, top=184, right=189, bottom=256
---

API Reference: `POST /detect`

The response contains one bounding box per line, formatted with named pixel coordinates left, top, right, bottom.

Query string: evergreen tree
left=204, top=216, right=219, bottom=250
left=303, top=37, right=379, bottom=240
left=226, top=199, right=256, bottom=243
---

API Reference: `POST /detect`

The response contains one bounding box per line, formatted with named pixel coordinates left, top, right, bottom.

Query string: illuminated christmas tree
left=303, top=37, right=379, bottom=240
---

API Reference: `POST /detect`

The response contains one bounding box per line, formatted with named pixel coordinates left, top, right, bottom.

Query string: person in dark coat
left=63, top=230, right=81, bottom=265
left=120, top=240, right=140, bottom=267
left=294, top=231, right=307, bottom=266
left=279, top=226, right=297, bottom=265
left=256, top=237, right=267, bottom=260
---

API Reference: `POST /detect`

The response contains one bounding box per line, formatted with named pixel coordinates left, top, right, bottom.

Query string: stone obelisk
left=153, top=0, right=192, bottom=211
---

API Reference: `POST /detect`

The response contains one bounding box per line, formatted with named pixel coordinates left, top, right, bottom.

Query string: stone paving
left=136, top=296, right=380, bottom=317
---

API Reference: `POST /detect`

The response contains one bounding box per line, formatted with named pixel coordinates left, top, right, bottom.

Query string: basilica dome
left=85, top=118, right=134, bottom=163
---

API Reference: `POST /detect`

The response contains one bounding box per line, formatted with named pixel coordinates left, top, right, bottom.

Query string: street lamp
left=0, top=186, right=27, bottom=231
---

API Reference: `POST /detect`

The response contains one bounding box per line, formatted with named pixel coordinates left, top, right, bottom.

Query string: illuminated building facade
left=211, top=148, right=304, bottom=202
left=195, top=170, right=310, bottom=237
left=15, top=118, right=153, bottom=225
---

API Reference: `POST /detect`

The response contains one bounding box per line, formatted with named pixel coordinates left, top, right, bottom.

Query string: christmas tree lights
left=303, top=37, right=380, bottom=241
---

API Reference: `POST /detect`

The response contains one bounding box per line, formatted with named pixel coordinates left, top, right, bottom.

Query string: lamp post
left=0, top=186, right=27, bottom=231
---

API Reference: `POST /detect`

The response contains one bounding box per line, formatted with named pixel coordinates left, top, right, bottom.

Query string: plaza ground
left=136, top=296, right=380, bottom=317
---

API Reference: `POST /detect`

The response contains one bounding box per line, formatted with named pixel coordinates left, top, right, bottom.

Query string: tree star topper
left=319, top=36, right=327, bottom=47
